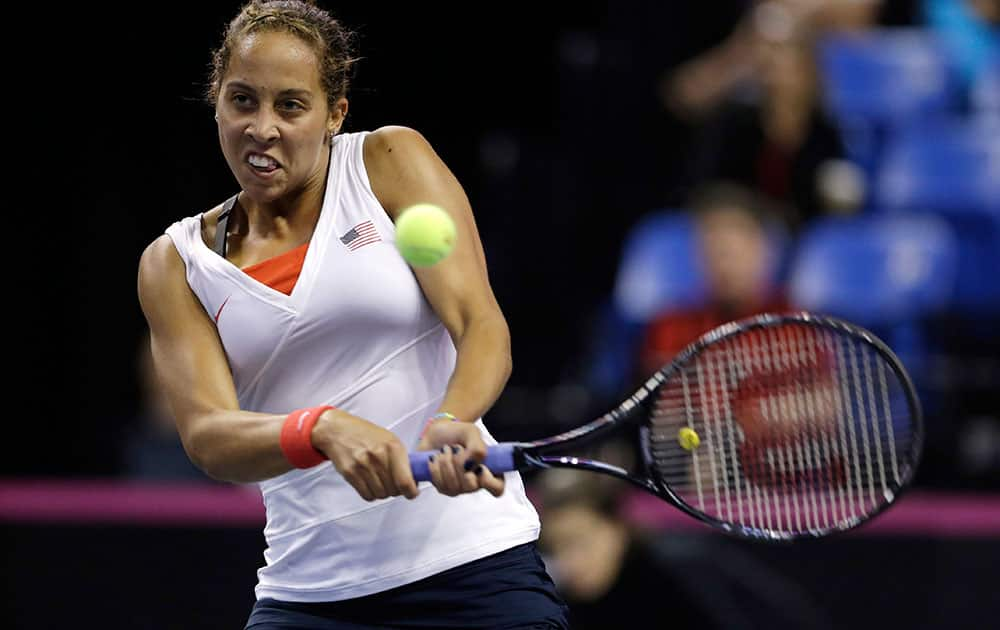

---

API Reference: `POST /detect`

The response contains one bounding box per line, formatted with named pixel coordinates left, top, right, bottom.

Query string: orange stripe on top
left=241, top=243, right=309, bottom=296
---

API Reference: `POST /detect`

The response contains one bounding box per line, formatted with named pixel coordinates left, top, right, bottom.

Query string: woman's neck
left=244, top=192, right=320, bottom=238
left=235, top=163, right=329, bottom=241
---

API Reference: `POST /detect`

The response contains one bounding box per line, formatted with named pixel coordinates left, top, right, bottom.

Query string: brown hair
left=689, top=180, right=787, bottom=231
left=205, top=0, right=359, bottom=111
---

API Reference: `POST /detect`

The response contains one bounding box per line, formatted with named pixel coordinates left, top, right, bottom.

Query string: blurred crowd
left=522, top=1, right=999, bottom=623
left=530, top=0, right=999, bottom=489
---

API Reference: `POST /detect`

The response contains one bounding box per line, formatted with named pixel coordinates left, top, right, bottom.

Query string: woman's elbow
left=177, top=416, right=226, bottom=481
left=179, top=433, right=216, bottom=479
left=492, top=315, right=513, bottom=379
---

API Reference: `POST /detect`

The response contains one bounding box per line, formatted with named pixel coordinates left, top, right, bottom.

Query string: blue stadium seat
left=819, top=30, right=958, bottom=123
left=580, top=211, right=708, bottom=401
left=943, top=215, right=1000, bottom=315
left=789, top=214, right=960, bottom=327
left=972, top=51, right=999, bottom=121
left=581, top=211, right=705, bottom=402
left=818, top=29, right=961, bottom=173
left=579, top=297, right=647, bottom=402
left=874, top=117, right=1000, bottom=315
left=876, top=117, right=1000, bottom=216
left=788, top=214, right=961, bottom=375
left=611, top=211, right=706, bottom=323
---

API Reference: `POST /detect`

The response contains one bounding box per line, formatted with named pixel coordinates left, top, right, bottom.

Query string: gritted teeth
left=248, top=153, right=279, bottom=169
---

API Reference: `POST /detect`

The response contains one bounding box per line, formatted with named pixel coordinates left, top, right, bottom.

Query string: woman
left=137, top=1, right=567, bottom=627
left=691, top=23, right=849, bottom=228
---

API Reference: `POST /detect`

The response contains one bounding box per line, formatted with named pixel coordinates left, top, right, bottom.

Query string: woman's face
left=540, top=504, right=628, bottom=602
left=216, top=31, right=347, bottom=203
left=698, top=206, right=770, bottom=307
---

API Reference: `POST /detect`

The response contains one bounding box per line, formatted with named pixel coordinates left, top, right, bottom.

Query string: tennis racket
left=409, top=312, right=923, bottom=541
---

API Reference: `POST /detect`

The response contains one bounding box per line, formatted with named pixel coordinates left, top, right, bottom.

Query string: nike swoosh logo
left=296, top=411, right=310, bottom=431
left=214, top=296, right=232, bottom=323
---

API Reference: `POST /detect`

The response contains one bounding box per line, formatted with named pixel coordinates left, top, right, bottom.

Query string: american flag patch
left=339, top=220, right=381, bottom=251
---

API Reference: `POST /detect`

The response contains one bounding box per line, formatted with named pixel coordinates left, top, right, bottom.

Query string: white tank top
left=164, top=131, right=540, bottom=602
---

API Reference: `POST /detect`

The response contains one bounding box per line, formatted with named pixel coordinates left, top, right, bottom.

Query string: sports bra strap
left=214, top=193, right=240, bottom=257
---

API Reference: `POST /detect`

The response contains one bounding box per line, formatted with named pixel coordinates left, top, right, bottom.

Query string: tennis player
left=137, top=1, right=568, bottom=627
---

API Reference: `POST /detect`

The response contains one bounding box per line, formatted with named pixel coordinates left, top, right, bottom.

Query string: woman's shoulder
left=362, top=126, right=442, bottom=211
left=141, top=201, right=226, bottom=270
left=138, top=232, right=187, bottom=300
left=362, top=125, right=431, bottom=160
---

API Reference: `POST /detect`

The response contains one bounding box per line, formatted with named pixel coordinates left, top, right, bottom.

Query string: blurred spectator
left=957, top=414, right=1000, bottom=487
left=639, top=183, right=790, bottom=376
left=121, top=331, right=212, bottom=481
left=533, top=441, right=836, bottom=629
left=663, top=0, right=909, bottom=122
left=691, top=21, right=857, bottom=227
left=535, top=459, right=725, bottom=630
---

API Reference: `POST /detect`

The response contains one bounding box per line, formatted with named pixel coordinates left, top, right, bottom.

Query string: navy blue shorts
left=245, top=542, right=570, bottom=629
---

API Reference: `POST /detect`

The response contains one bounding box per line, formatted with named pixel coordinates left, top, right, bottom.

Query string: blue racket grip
left=409, top=444, right=517, bottom=482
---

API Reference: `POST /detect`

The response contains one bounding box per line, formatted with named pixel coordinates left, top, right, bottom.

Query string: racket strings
left=647, top=323, right=917, bottom=538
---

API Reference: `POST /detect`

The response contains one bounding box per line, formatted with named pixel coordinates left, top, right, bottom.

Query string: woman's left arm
left=364, top=125, right=510, bottom=495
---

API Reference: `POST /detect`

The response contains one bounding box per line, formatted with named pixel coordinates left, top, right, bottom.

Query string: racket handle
left=409, top=444, right=517, bottom=482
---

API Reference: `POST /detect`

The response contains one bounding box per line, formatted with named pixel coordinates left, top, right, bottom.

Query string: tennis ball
left=395, top=203, right=457, bottom=267
left=678, top=427, right=701, bottom=451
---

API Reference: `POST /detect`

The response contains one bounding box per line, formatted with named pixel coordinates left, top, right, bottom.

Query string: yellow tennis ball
left=395, top=203, right=457, bottom=267
left=678, top=427, right=701, bottom=451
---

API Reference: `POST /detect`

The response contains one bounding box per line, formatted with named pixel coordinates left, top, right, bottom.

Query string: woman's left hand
left=417, top=420, right=505, bottom=498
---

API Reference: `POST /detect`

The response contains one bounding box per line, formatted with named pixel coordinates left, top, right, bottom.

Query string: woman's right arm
left=136, top=235, right=418, bottom=498
left=138, top=235, right=299, bottom=482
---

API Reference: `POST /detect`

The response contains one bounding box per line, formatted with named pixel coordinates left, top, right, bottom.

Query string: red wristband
left=280, top=406, right=334, bottom=469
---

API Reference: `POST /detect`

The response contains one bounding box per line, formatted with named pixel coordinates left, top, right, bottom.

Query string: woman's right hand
left=311, top=409, right=420, bottom=501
